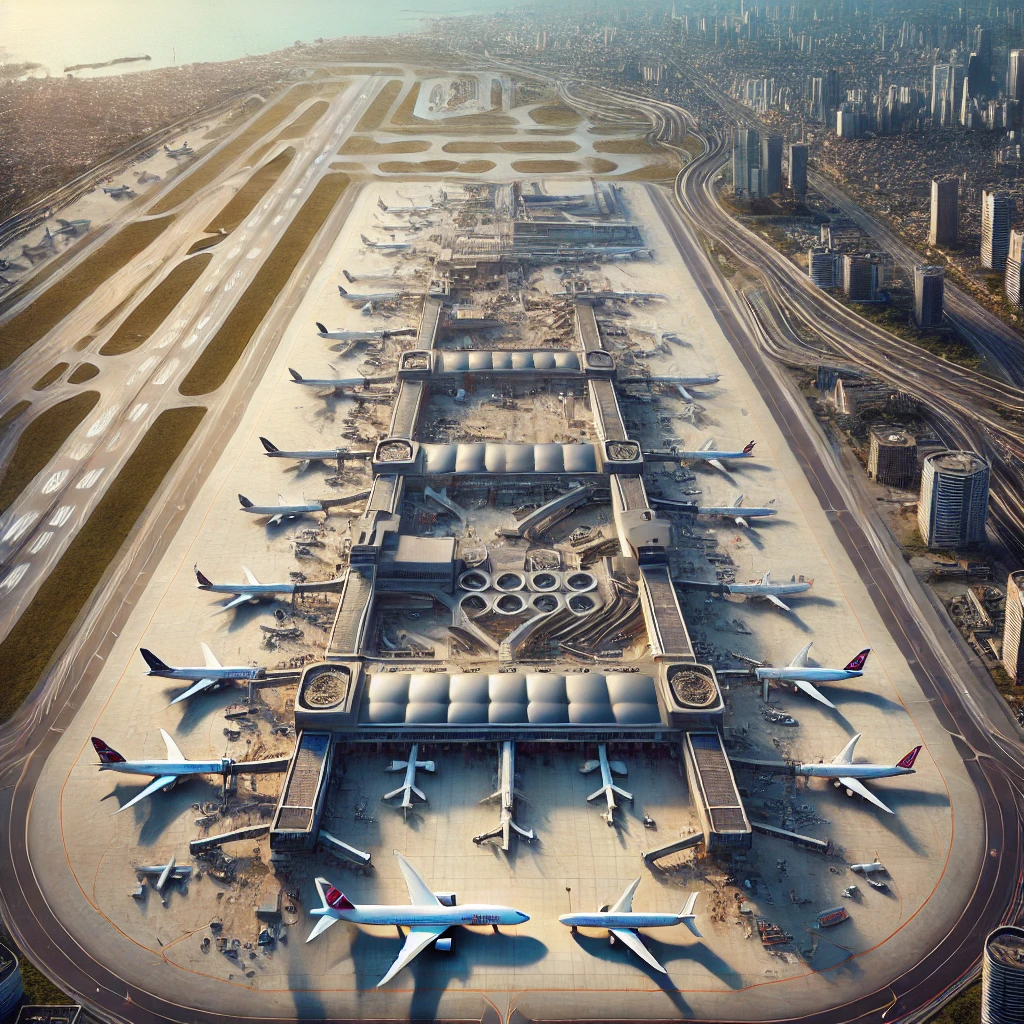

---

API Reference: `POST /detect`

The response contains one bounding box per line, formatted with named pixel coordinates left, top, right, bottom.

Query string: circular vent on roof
left=302, top=669, right=349, bottom=709
left=669, top=667, right=718, bottom=708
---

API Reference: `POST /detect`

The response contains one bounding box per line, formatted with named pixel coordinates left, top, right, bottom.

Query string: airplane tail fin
left=343, top=269, right=356, bottom=283
left=679, top=893, right=701, bottom=935
left=845, top=649, right=871, bottom=672
left=194, top=565, right=213, bottom=587
left=238, top=494, right=254, bottom=509
left=140, top=648, right=170, bottom=673
left=91, top=737, right=126, bottom=765
left=316, top=321, right=329, bottom=332
left=832, top=733, right=861, bottom=766
left=321, top=881, right=355, bottom=911
left=377, top=198, right=388, bottom=211
left=259, top=437, right=279, bottom=453
left=742, top=440, right=756, bottom=454
left=361, top=234, right=371, bottom=245
left=897, top=745, right=922, bottom=770
left=288, top=368, right=303, bottom=382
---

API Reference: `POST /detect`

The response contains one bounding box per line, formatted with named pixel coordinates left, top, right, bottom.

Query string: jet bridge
left=683, top=731, right=752, bottom=852
left=269, top=731, right=333, bottom=852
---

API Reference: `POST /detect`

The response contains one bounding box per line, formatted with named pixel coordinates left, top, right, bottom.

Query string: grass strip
left=203, top=148, right=294, bottom=234
left=274, top=100, right=330, bottom=140
left=0, top=400, right=30, bottom=436
left=100, top=254, right=213, bottom=357
left=0, top=391, right=99, bottom=514
left=355, top=80, right=403, bottom=131
left=179, top=173, right=349, bottom=396
left=32, top=363, right=69, bottom=390
left=378, top=159, right=496, bottom=173
left=0, top=406, right=205, bottom=722
left=339, top=136, right=431, bottom=155
left=588, top=158, right=618, bottom=173
left=67, top=363, right=99, bottom=384
left=0, top=218, right=172, bottom=370
left=441, top=140, right=579, bottom=154
left=616, top=162, right=681, bottom=181
left=594, top=138, right=662, bottom=155
left=510, top=159, right=581, bottom=173
left=148, top=86, right=320, bottom=215
left=528, top=104, right=582, bottom=127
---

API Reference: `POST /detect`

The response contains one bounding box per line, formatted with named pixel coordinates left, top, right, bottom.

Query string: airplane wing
left=306, top=913, right=342, bottom=942
left=395, top=852, right=442, bottom=907
left=699, top=438, right=715, bottom=451
left=610, top=877, right=641, bottom=914
left=220, top=593, right=251, bottom=611
left=707, top=458, right=728, bottom=475
left=789, top=642, right=813, bottom=668
left=169, top=678, right=217, bottom=706
left=676, top=385, right=692, bottom=402
left=610, top=929, right=667, bottom=974
left=376, top=926, right=447, bottom=987
left=734, top=493, right=745, bottom=507
left=837, top=776, right=894, bottom=814
left=242, top=565, right=260, bottom=586
left=115, top=774, right=177, bottom=815
left=160, top=728, right=185, bottom=762
left=794, top=680, right=837, bottom=710
left=766, top=594, right=791, bottom=612
left=201, top=643, right=221, bottom=669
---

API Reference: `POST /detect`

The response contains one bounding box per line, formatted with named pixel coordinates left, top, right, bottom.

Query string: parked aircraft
left=361, top=233, right=412, bottom=252
left=91, top=730, right=234, bottom=814
left=164, top=142, right=194, bottom=157
left=194, top=565, right=296, bottom=610
left=559, top=880, right=700, bottom=974
left=581, top=744, right=632, bottom=826
left=724, top=571, right=811, bottom=611
left=473, top=741, right=535, bottom=850
left=258, top=436, right=372, bottom=467
left=53, top=218, right=90, bottom=238
left=623, top=373, right=720, bottom=402
left=306, top=852, right=530, bottom=987
left=238, top=491, right=366, bottom=523
left=696, top=494, right=777, bottom=528
left=135, top=854, right=192, bottom=895
left=102, top=184, right=135, bottom=198
left=554, top=288, right=665, bottom=302
left=377, top=196, right=431, bottom=214
left=315, top=321, right=416, bottom=342
left=140, top=643, right=265, bottom=704
left=795, top=734, right=922, bottom=814
left=675, top=438, right=756, bottom=474
left=383, top=744, right=435, bottom=817
left=337, top=285, right=412, bottom=306
left=756, top=643, right=870, bottom=708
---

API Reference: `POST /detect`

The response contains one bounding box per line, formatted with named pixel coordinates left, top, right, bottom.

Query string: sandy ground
left=23, top=182, right=984, bottom=1021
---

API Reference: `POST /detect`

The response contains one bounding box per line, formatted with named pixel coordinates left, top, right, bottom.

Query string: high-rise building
left=732, top=127, right=761, bottom=198
left=868, top=428, right=918, bottom=488
left=1008, top=49, right=1024, bottom=102
left=841, top=254, right=881, bottom=300
left=929, top=178, right=959, bottom=247
left=914, top=265, right=945, bottom=328
left=760, top=134, right=782, bottom=194
left=1002, top=572, right=1024, bottom=682
left=981, top=191, right=1013, bottom=270
left=983, top=926, right=1024, bottom=1023
left=931, top=63, right=962, bottom=125
left=788, top=143, right=808, bottom=197
left=917, top=450, right=990, bottom=549
left=808, top=247, right=840, bottom=288
left=1006, top=229, right=1024, bottom=307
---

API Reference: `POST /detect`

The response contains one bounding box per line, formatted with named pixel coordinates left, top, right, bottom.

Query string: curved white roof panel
left=436, top=351, right=580, bottom=373
left=363, top=672, right=660, bottom=726
left=419, top=442, right=599, bottom=475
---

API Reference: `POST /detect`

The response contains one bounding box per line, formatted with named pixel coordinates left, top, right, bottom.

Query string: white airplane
left=140, top=643, right=265, bottom=704
left=581, top=744, right=632, bottom=826
left=164, top=142, right=194, bottom=158
left=383, top=744, right=435, bottom=817
left=650, top=374, right=721, bottom=402
left=102, top=184, right=135, bottom=198
left=306, top=852, right=530, bottom=987
left=91, top=731, right=234, bottom=814
left=696, top=494, right=777, bottom=528
left=725, top=571, right=812, bottom=612
left=288, top=367, right=375, bottom=392
left=796, top=734, right=922, bottom=814
left=755, top=643, right=870, bottom=709
left=559, top=880, right=700, bottom=974
left=194, top=565, right=297, bottom=611
left=554, top=288, right=665, bottom=301
left=473, top=741, right=535, bottom=850
left=377, top=196, right=431, bottom=214
left=135, top=854, right=192, bottom=895
left=315, top=321, right=416, bottom=342
left=258, top=436, right=372, bottom=467
left=337, top=285, right=414, bottom=305
left=675, top=439, right=756, bottom=474
left=361, top=233, right=412, bottom=252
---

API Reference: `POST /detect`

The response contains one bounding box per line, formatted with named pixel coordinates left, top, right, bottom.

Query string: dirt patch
left=67, top=363, right=99, bottom=384
left=179, top=173, right=349, bottom=396
left=186, top=235, right=224, bottom=255
left=339, top=137, right=432, bottom=155
left=100, top=254, right=213, bottom=357
left=0, top=217, right=173, bottom=370
left=31, top=363, right=69, bottom=390
left=587, top=158, right=618, bottom=173
left=203, top=148, right=295, bottom=235
left=378, top=160, right=496, bottom=173
left=441, top=141, right=502, bottom=154
left=528, top=104, right=582, bottom=127
left=0, top=391, right=100, bottom=514
left=594, top=138, right=661, bottom=155
left=274, top=100, right=330, bottom=141
left=0, top=405, right=205, bottom=723
left=442, top=140, right=579, bottom=154
left=615, top=163, right=680, bottom=181
left=510, top=159, right=582, bottom=173
left=356, top=80, right=403, bottom=132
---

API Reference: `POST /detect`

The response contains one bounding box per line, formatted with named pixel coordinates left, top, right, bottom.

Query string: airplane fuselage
left=198, top=584, right=295, bottom=597
left=680, top=451, right=754, bottom=461
left=756, top=666, right=863, bottom=683
left=728, top=581, right=810, bottom=596
left=319, top=905, right=528, bottom=928
left=797, top=764, right=914, bottom=780
left=560, top=913, right=686, bottom=929
left=242, top=503, right=323, bottom=516
left=98, top=758, right=231, bottom=777
left=147, top=666, right=265, bottom=682
left=698, top=506, right=776, bottom=518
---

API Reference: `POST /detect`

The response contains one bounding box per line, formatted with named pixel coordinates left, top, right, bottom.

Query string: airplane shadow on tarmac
left=171, top=687, right=233, bottom=735
left=102, top=778, right=220, bottom=846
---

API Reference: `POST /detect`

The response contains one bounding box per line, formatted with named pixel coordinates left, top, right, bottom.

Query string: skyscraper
left=981, top=191, right=1013, bottom=270
left=732, top=128, right=761, bottom=198
left=929, top=178, right=959, bottom=247
left=760, top=134, right=782, bottom=194
left=1002, top=572, right=1024, bottom=682
left=917, top=450, right=990, bottom=549
left=1006, top=229, right=1024, bottom=307
left=788, top=143, right=808, bottom=198
left=1007, top=48, right=1024, bottom=101
left=914, top=265, right=945, bottom=328
left=931, top=63, right=962, bottom=125
left=982, top=926, right=1024, bottom=1023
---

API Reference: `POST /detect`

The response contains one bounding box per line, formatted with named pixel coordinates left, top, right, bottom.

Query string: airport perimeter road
left=0, top=76, right=383, bottom=642
left=651, top=184, right=1024, bottom=1024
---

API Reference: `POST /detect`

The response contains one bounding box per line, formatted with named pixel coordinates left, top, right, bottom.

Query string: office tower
left=841, top=254, right=878, bottom=299
left=732, top=127, right=761, bottom=197
left=760, top=134, right=782, bottom=194
left=788, top=143, right=808, bottom=197
left=931, top=62, right=962, bottom=124
left=929, top=178, right=959, bottom=247
left=1002, top=573, right=1024, bottom=682
left=914, top=265, right=945, bottom=328
left=967, top=50, right=986, bottom=98
left=808, top=247, right=839, bottom=288
left=868, top=428, right=918, bottom=488
left=982, top=926, right=1024, bottom=1023
left=1008, top=49, right=1024, bottom=101
left=823, top=69, right=841, bottom=114
left=917, top=450, right=990, bottom=548
left=981, top=191, right=1013, bottom=270
left=1006, top=229, right=1024, bottom=307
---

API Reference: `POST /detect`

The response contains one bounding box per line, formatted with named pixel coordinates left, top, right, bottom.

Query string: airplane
left=306, top=851, right=530, bottom=987
left=91, top=730, right=235, bottom=814
left=194, top=565, right=297, bottom=611
left=383, top=744, right=435, bottom=817
left=238, top=492, right=366, bottom=523
left=288, top=367, right=394, bottom=395
left=622, top=373, right=721, bottom=402
left=164, top=142, right=194, bottom=158
left=795, top=734, right=922, bottom=814
left=361, top=233, right=412, bottom=252
left=377, top=196, right=431, bottom=214
left=258, top=436, right=373, bottom=467
left=140, top=643, right=265, bottom=704
left=755, top=643, right=870, bottom=709
left=53, top=218, right=90, bottom=238
left=315, top=321, right=416, bottom=342
left=676, top=439, right=756, bottom=474
left=554, top=287, right=665, bottom=302
left=102, top=184, right=135, bottom=198
left=473, top=741, right=535, bottom=850
left=694, top=494, right=777, bottom=528
left=581, top=744, right=632, bottom=826
left=135, top=854, right=192, bottom=896
left=724, top=571, right=812, bottom=612
left=21, top=229, right=56, bottom=263
left=559, top=880, right=700, bottom=974
left=337, top=285, right=415, bottom=305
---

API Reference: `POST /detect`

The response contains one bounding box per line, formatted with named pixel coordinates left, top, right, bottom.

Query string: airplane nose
left=518, top=911, right=530, bottom=923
